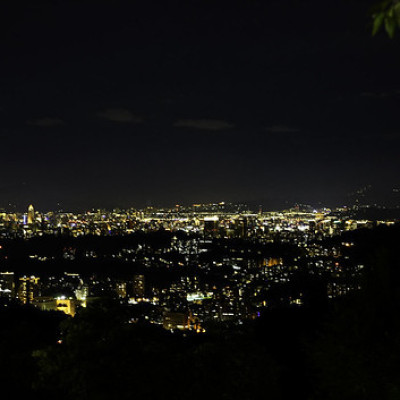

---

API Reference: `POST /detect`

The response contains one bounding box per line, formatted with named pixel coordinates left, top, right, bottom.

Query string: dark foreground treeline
left=1, top=225, right=400, bottom=400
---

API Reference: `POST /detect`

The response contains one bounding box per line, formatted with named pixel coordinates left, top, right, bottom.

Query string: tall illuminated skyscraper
left=18, top=276, right=40, bottom=304
left=27, top=204, right=35, bottom=224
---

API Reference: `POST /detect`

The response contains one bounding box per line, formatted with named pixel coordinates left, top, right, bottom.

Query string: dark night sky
left=0, top=0, right=399, bottom=211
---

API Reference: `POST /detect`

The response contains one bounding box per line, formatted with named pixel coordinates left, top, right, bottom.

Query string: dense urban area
left=1, top=201, right=400, bottom=399
left=0, top=202, right=396, bottom=325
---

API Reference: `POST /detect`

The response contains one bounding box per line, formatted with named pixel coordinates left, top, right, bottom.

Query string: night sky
left=1, top=0, right=399, bottom=211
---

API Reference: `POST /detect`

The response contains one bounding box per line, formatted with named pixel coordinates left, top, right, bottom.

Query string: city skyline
left=1, top=179, right=400, bottom=213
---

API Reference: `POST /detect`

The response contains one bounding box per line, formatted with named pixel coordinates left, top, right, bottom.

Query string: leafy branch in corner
left=372, top=0, right=400, bottom=37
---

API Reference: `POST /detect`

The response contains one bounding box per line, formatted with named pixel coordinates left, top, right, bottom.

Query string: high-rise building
left=27, top=204, right=35, bottom=224
left=0, top=272, right=15, bottom=298
left=133, top=275, right=145, bottom=298
left=204, top=216, right=219, bottom=238
left=116, top=282, right=127, bottom=298
left=18, top=276, right=40, bottom=304
left=234, top=217, right=247, bottom=238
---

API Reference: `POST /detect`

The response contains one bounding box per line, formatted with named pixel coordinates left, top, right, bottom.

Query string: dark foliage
left=0, top=304, right=66, bottom=398
left=33, top=299, right=280, bottom=400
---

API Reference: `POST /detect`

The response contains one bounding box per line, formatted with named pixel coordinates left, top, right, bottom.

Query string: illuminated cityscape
left=0, top=202, right=397, bottom=326
left=1, top=200, right=399, bottom=399
left=2, top=0, right=400, bottom=398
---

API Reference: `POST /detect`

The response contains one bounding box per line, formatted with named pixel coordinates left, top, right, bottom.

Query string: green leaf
left=372, top=12, right=386, bottom=35
left=384, top=15, right=396, bottom=38
left=393, top=2, right=400, bottom=26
